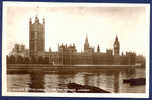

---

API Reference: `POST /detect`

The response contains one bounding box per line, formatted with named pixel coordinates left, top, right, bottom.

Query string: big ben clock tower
left=113, top=35, right=120, bottom=56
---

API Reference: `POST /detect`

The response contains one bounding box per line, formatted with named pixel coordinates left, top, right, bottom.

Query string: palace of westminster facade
left=9, top=16, right=139, bottom=65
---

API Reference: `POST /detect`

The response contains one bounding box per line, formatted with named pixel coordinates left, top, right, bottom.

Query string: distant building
left=136, top=55, right=145, bottom=67
left=9, top=44, right=29, bottom=57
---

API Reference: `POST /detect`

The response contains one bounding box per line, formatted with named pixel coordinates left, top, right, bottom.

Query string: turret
left=97, top=44, right=100, bottom=53
left=29, top=17, right=32, bottom=24
left=43, top=17, right=45, bottom=24
left=49, top=47, right=51, bottom=52
left=35, top=16, right=39, bottom=23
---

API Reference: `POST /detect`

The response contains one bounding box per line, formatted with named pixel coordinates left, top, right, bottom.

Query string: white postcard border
left=2, top=1, right=150, bottom=98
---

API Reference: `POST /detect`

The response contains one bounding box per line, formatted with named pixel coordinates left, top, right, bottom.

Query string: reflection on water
left=29, top=72, right=45, bottom=92
left=7, top=74, right=30, bottom=92
left=7, top=68, right=145, bottom=93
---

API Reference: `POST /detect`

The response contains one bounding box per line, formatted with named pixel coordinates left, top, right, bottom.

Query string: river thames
left=7, top=67, right=145, bottom=93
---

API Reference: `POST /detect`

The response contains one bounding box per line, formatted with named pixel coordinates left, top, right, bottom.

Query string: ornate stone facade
left=29, top=16, right=45, bottom=57
left=43, top=35, right=136, bottom=65
left=9, top=16, right=137, bottom=65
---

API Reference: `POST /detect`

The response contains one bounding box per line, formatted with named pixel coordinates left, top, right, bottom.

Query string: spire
left=122, top=52, right=124, bottom=56
left=49, top=47, right=51, bottom=52
left=85, top=34, right=88, bottom=43
left=97, top=44, right=100, bottom=53
left=84, top=33, right=89, bottom=52
left=114, top=35, right=119, bottom=45
left=115, top=35, right=118, bottom=41
left=73, top=43, right=75, bottom=48
left=43, top=16, right=45, bottom=24
left=29, top=16, right=32, bottom=23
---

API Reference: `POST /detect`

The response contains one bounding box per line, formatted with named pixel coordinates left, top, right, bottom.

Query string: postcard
left=2, top=1, right=150, bottom=98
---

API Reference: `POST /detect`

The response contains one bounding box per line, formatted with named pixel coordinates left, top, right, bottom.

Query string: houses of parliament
left=9, top=16, right=140, bottom=65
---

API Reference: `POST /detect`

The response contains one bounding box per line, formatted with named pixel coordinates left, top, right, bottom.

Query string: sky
left=3, top=2, right=150, bottom=56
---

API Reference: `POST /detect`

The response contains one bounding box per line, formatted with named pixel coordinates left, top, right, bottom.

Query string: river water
left=7, top=67, right=145, bottom=93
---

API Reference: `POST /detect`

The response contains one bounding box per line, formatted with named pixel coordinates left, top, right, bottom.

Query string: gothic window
left=35, top=32, right=37, bottom=40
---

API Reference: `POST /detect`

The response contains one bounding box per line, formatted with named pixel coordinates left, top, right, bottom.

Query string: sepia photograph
left=2, top=2, right=150, bottom=98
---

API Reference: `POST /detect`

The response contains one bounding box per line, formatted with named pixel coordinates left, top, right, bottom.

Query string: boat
left=67, top=83, right=110, bottom=93
left=123, top=78, right=145, bottom=86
